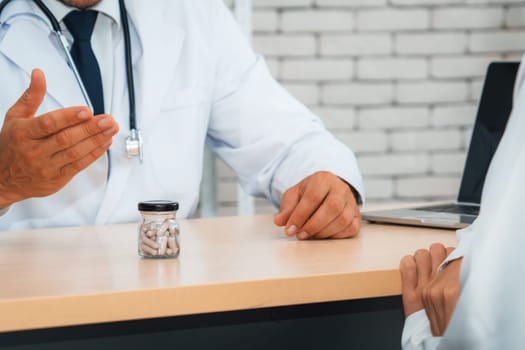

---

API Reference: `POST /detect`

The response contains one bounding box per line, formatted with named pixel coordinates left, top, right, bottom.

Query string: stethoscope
left=0, top=0, right=143, bottom=162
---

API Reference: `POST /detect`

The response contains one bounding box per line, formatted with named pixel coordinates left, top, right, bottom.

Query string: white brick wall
left=281, top=10, right=354, bottom=32
left=253, top=35, right=316, bottom=56
left=357, top=9, right=430, bottom=31
left=396, top=32, right=467, bottom=54
left=390, top=130, right=463, bottom=151
left=335, top=131, right=389, bottom=153
left=506, top=6, right=525, bottom=28
left=321, top=34, right=393, bottom=56
left=322, top=82, right=394, bottom=105
left=397, top=81, right=469, bottom=104
left=213, top=0, right=525, bottom=215
left=470, top=31, right=525, bottom=53
left=359, top=154, right=429, bottom=176
left=358, top=107, right=430, bottom=130
left=431, top=55, right=499, bottom=79
left=433, top=7, right=504, bottom=29
left=281, top=59, right=354, bottom=81
left=396, top=177, right=460, bottom=198
left=358, top=58, right=427, bottom=80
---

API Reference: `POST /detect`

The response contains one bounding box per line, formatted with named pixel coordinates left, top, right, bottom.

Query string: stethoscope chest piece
left=126, top=128, right=143, bottom=162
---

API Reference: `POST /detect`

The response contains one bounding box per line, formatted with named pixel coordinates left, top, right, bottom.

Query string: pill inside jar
left=138, top=200, right=180, bottom=258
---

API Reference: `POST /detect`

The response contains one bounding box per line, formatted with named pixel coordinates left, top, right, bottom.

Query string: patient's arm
left=400, top=244, right=461, bottom=336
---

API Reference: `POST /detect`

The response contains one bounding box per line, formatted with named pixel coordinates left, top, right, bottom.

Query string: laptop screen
left=457, top=62, right=520, bottom=204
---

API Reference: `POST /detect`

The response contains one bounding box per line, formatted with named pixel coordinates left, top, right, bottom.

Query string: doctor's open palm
left=0, top=69, right=119, bottom=209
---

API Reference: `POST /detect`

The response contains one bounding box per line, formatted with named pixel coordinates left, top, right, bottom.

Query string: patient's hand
left=400, top=243, right=460, bottom=336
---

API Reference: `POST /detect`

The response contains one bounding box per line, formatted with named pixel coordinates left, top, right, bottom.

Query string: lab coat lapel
left=0, top=17, right=86, bottom=109
left=129, top=1, right=185, bottom=119
left=94, top=2, right=185, bottom=224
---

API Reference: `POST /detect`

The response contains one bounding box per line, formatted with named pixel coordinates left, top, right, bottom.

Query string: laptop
left=362, top=61, right=520, bottom=229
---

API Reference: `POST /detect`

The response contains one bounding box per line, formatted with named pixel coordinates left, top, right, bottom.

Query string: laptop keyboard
left=416, top=203, right=480, bottom=216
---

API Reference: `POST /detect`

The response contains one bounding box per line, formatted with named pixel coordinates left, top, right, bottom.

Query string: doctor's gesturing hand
left=274, top=171, right=361, bottom=239
left=0, top=69, right=119, bottom=209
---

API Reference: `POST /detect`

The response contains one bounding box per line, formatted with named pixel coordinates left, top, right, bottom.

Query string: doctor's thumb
left=8, top=69, right=47, bottom=119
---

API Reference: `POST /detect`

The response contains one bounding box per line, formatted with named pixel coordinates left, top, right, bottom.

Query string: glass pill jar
left=138, top=200, right=180, bottom=258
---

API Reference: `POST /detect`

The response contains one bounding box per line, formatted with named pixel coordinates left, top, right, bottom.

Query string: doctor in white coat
left=400, top=55, right=525, bottom=349
left=0, top=0, right=364, bottom=236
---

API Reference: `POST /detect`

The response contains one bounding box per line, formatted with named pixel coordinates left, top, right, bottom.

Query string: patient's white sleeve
left=0, top=206, right=9, bottom=218
left=402, top=310, right=441, bottom=350
left=438, top=224, right=475, bottom=271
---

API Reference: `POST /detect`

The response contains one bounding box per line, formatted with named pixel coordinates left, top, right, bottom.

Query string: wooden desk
left=0, top=214, right=456, bottom=334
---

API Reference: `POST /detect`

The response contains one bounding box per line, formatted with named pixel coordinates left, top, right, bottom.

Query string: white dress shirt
left=45, top=0, right=122, bottom=123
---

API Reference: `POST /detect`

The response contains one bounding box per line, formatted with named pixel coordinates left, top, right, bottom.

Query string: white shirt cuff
left=0, top=206, right=9, bottom=218
left=438, top=224, right=475, bottom=271
left=402, top=310, right=442, bottom=350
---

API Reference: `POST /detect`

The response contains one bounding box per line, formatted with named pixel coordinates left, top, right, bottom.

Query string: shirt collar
left=44, top=0, right=121, bottom=29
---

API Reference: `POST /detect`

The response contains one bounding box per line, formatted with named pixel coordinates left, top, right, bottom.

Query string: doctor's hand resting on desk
left=274, top=171, right=361, bottom=239
left=0, top=69, right=119, bottom=209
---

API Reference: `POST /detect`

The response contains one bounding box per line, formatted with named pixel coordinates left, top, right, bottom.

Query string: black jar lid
left=138, top=200, right=179, bottom=212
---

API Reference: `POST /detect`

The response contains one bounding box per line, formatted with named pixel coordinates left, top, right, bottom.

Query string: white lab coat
left=0, top=0, right=364, bottom=231
left=402, top=56, right=525, bottom=349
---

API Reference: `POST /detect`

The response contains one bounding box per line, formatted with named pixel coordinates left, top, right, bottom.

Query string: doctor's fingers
left=274, top=186, right=301, bottom=229
left=58, top=139, right=113, bottom=177
left=50, top=126, right=117, bottom=168
left=324, top=215, right=361, bottom=239
left=298, top=177, right=359, bottom=239
left=294, top=191, right=344, bottom=239
left=284, top=173, right=342, bottom=238
left=41, top=115, right=118, bottom=155
left=27, top=107, right=95, bottom=140
left=6, top=69, right=47, bottom=120
left=309, top=201, right=361, bottom=239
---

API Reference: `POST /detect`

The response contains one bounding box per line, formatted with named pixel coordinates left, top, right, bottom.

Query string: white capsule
left=156, top=220, right=170, bottom=237
left=141, top=232, right=159, bottom=250
left=157, top=235, right=167, bottom=256
left=167, top=236, right=177, bottom=249
left=140, top=244, right=157, bottom=256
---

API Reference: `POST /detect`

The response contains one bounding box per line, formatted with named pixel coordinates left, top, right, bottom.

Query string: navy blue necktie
left=64, top=10, right=104, bottom=115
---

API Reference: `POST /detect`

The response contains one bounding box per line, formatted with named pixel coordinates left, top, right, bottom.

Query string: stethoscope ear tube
left=31, top=0, right=61, bottom=32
